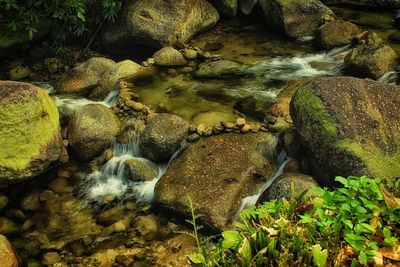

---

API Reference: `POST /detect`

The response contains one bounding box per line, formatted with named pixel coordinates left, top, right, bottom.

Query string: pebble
left=48, top=178, right=73, bottom=194
left=251, top=124, right=261, bottom=133
left=212, top=125, right=224, bottom=134
left=183, top=49, right=197, bottom=60
left=187, top=133, right=200, bottom=143
left=147, top=58, right=155, bottom=65
left=189, top=125, right=197, bottom=133
left=22, top=219, right=34, bottom=231
left=265, top=115, right=277, bottom=125
left=180, top=66, right=193, bottom=74
left=236, top=118, right=246, bottom=128
left=203, top=127, right=213, bottom=137
left=39, top=190, right=55, bottom=201
left=9, top=66, right=31, bottom=81
left=0, top=217, right=18, bottom=235
left=132, top=102, right=144, bottom=112
left=225, top=122, right=235, bottom=129
left=241, top=124, right=251, bottom=133
left=0, top=194, right=9, bottom=211
left=6, top=209, right=27, bottom=221
left=260, top=126, right=269, bottom=132
left=20, top=191, right=41, bottom=211
left=196, top=124, right=206, bottom=135
left=103, top=220, right=129, bottom=235
left=57, top=169, right=71, bottom=179
left=42, top=252, right=62, bottom=265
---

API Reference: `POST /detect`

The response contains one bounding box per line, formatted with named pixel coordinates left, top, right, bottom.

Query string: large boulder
left=0, top=81, right=67, bottom=184
left=290, top=77, right=400, bottom=186
left=68, top=104, right=120, bottom=160
left=344, top=44, right=398, bottom=80
left=139, top=114, right=189, bottom=162
left=56, top=57, right=142, bottom=99
left=155, top=133, right=275, bottom=232
left=210, top=0, right=238, bottom=17
left=321, top=0, right=400, bottom=9
left=259, top=0, right=335, bottom=38
left=315, top=20, right=363, bottom=49
left=102, top=0, right=219, bottom=53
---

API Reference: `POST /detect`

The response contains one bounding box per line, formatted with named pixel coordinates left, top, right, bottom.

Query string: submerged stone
left=290, top=76, right=400, bottom=186
left=155, top=133, right=275, bottom=232
left=0, top=81, right=68, bottom=184
left=194, top=60, right=244, bottom=79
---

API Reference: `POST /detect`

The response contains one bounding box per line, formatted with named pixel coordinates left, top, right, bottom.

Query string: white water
left=247, top=45, right=350, bottom=82
left=54, top=89, right=119, bottom=117
left=81, top=131, right=183, bottom=204
left=237, top=135, right=291, bottom=214
left=377, top=71, right=398, bottom=84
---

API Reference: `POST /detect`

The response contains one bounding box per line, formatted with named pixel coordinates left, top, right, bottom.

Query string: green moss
left=0, top=88, right=59, bottom=171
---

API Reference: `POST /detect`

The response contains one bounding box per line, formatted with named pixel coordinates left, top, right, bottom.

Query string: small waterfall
left=54, top=89, right=120, bottom=117
left=377, top=71, right=398, bottom=84
left=81, top=131, right=183, bottom=204
left=237, top=135, right=291, bottom=214
left=246, top=45, right=350, bottom=82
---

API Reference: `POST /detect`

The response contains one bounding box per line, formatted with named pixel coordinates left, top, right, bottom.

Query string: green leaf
left=221, top=230, right=242, bottom=250
left=238, top=238, right=252, bottom=262
left=188, top=253, right=206, bottom=264
left=358, top=250, right=368, bottom=265
left=335, top=176, right=348, bottom=186
left=312, top=244, right=328, bottom=267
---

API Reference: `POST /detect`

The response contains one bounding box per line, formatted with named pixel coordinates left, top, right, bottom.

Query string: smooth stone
left=152, top=47, right=188, bottom=66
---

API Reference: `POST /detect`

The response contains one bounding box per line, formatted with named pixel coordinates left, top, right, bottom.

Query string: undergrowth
left=189, top=176, right=400, bottom=266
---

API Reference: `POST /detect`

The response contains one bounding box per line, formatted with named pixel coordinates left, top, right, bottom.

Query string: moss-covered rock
left=344, top=43, right=398, bottom=80
left=0, top=81, right=68, bottom=184
left=290, top=76, right=400, bottom=186
left=259, top=0, right=335, bottom=38
left=315, top=20, right=363, bottom=49
left=155, top=133, right=275, bottom=232
left=68, top=104, right=120, bottom=160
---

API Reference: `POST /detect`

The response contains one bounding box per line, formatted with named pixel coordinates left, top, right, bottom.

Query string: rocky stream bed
left=1, top=0, right=400, bottom=266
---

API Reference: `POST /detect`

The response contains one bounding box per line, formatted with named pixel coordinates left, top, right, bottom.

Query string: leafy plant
left=198, top=176, right=400, bottom=266
left=0, top=0, right=122, bottom=43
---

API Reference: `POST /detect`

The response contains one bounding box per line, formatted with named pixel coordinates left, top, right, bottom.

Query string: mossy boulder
left=102, top=0, right=219, bottom=53
left=68, top=104, right=120, bottom=160
left=344, top=44, right=398, bottom=80
left=315, top=20, right=363, bottom=49
left=0, top=81, right=68, bottom=184
left=155, top=133, right=275, bottom=232
left=259, top=0, right=335, bottom=38
left=56, top=57, right=142, bottom=100
left=290, top=76, right=400, bottom=186
left=139, top=113, right=189, bottom=163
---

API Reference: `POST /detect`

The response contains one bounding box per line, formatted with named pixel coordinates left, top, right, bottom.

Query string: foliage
left=192, top=176, right=400, bottom=266
left=0, top=0, right=122, bottom=41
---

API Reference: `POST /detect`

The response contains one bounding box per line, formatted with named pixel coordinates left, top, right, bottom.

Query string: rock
left=155, top=133, right=275, bottom=231
left=0, top=81, right=67, bottom=183
left=20, top=191, right=41, bottom=211
left=0, top=217, right=18, bottom=235
left=257, top=172, right=317, bottom=203
left=290, top=76, right=400, bottom=186
left=321, top=0, right=400, bottom=9
left=0, top=234, right=19, bottom=267
left=102, top=0, right=219, bottom=53
left=236, top=118, right=246, bottom=128
left=210, top=0, right=238, bottom=17
left=344, top=43, right=398, bottom=80
left=315, top=20, right=363, bottom=49
left=182, top=49, right=198, bottom=60
left=9, top=66, right=30, bottom=81
left=68, top=104, right=120, bottom=160
left=56, top=57, right=141, bottom=99
left=125, top=159, right=159, bottom=182
left=152, top=47, right=188, bottom=66
left=187, top=133, right=201, bottom=142
left=259, top=0, right=334, bottom=38
left=139, top=114, right=189, bottom=162
left=103, top=220, right=129, bottom=235
left=239, top=0, right=258, bottom=15
left=42, top=252, right=61, bottom=265
left=135, top=215, right=159, bottom=240
left=241, top=124, right=251, bottom=133
left=0, top=194, right=9, bottom=211
left=97, top=207, right=127, bottom=226
left=194, top=60, right=243, bottom=79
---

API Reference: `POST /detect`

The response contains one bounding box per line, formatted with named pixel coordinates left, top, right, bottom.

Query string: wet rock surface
left=68, top=104, right=121, bottom=160
left=291, top=76, right=400, bottom=186
left=315, top=20, right=363, bottom=49
left=139, top=113, right=189, bottom=162
left=0, top=234, right=19, bottom=267
left=155, top=133, right=275, bottom=232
